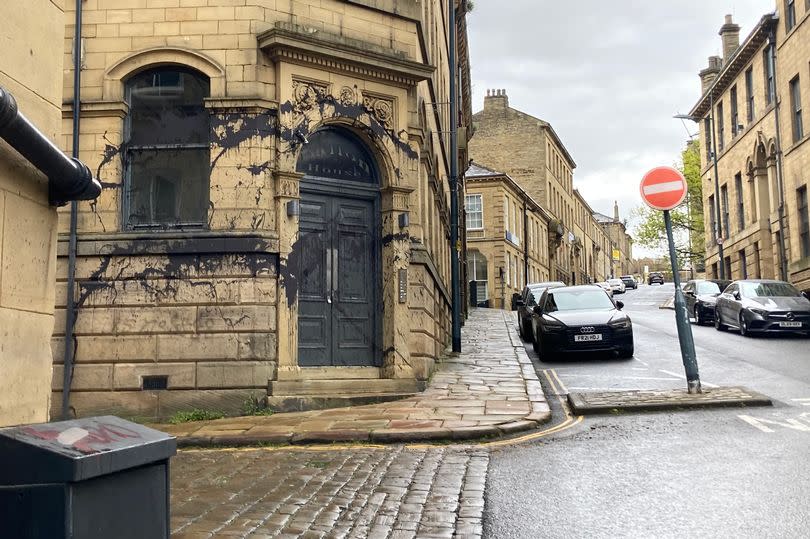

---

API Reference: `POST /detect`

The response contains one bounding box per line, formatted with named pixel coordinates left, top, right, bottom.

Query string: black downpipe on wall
left=0, top=87, right=100, bottom=205
left=62, top=0, right=87, bottom=420
left=523, top=197, right=529, bottom=287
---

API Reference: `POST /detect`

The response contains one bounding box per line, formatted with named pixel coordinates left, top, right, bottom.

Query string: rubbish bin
left=0, top=415, right=176, bottom=539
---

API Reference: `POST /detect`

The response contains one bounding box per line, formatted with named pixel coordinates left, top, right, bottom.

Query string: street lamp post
left=674, top=101, right=725, bottom=279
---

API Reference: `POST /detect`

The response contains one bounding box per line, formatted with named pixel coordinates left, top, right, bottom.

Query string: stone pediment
left=258, top=22, right=434, bottom=87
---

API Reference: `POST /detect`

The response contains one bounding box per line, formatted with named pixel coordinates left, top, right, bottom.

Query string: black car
left=714, top=279, right=810, bottom=337
left=620, top=275, right=638, bottom=289
left=683, top=279, right=732, bottom=325
left=530, top=285, right=633, bottom=359
left=515, top=281, right=566, bottom=341
left=648, top=272, right=665, bottom=285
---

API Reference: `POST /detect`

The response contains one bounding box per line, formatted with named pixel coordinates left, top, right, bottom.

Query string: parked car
left=683, top=279, right=732, bottom=325
left=607, top=278, right=626, bottom=294
left=595, top=281, right=613, bottom=297
left=531, top=285, right=633, bottom=359
left=620, top=275, right=638, bottom=289
left=515, top=281, right=566, bottom=342
left=714, top=279, right=810, bottom=337
left=648, top=272, right=665, bottom=285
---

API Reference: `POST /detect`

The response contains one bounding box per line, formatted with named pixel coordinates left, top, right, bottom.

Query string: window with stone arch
left=467, top=250, right=489, bottom=301
left=123, top=67, right=211, bottom=229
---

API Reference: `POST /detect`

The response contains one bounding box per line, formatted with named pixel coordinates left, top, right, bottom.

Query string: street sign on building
left=612, top=249, right=621, bottom=261
left=639, top=166, right=687, bottom=211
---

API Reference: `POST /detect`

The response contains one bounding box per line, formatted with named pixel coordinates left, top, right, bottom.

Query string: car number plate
left=574, top=334, right=602, bottom=342
left=779, top=321, right=802, bottom=328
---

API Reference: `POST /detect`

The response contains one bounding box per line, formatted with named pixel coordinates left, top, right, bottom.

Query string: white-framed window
left=467, top=250, right=489, bottom=301
left=505, top=253, right=511, bottom=285
left=465, top=194, right=483, bottom=230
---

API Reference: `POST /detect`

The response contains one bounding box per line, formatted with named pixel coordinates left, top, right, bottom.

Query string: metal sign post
left=641, top=166, right=702, bottom=394
left=664, top=209, right=702, bottom=394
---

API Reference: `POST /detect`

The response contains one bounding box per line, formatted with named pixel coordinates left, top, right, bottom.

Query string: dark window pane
left=127, top=69, right=210, bottom=145
left=126, top=148, right=210, bottom=228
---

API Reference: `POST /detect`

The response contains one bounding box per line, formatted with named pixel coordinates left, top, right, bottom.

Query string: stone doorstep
left=567, top=386, right=773, bottom=415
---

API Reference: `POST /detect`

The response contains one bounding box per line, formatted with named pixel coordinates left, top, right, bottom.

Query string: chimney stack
left=613, top=200, right=620, bottom=223
left=719, top=14, right=740, bottom=62
left=483, top=88, right=509, bottom=111
left=699, top=55, right=723, bottom=94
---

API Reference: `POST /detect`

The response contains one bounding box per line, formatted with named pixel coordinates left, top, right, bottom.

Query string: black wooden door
left=297, top=192, right=377, bottom=366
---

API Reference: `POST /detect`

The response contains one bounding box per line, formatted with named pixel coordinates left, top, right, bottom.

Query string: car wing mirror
left=533, top=305, right=543, bottom=315
left=515, top=299, right=525, bottom=307
left=685, top=290, right=695, bottom=296
left=615, top=300, right=624, bottom=310
left=733, top=291, right=741, bottom=300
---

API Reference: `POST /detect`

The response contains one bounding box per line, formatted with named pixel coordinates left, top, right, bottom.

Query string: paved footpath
left=156, top=309, right=550, bottom=446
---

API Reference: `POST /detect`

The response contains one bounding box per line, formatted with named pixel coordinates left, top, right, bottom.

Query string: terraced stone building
left=690, top=9, right=810, bottom=292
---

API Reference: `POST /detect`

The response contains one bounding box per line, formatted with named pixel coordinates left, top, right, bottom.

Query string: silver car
left=714, top=279, right=810, bottom=337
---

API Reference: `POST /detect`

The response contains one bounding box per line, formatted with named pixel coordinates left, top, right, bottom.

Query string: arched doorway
left=295, top=127, right=381, bottom=367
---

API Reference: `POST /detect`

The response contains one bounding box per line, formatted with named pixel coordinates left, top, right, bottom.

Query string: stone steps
left=267, top=378, right=424, bottom=412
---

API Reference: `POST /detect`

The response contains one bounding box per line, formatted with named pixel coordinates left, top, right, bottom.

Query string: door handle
left=325, top=246, right=332, bottom=304
left=332, top=247, right=339, bottom=302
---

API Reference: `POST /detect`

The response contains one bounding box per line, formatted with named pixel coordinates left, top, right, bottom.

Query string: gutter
left=0, top=86, right=100, bottom=205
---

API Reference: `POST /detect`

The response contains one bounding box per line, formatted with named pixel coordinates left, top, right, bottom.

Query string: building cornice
left=258, top=23, right=435, bottom=88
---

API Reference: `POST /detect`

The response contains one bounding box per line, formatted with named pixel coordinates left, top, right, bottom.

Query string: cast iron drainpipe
left=0, top=86, right=100, bottom=205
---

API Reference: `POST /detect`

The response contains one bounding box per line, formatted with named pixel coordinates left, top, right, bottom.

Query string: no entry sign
left=640, top=166, right=687, bottom=211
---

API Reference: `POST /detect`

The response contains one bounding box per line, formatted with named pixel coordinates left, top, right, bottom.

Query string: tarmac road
left=484, top=283, right=810, bottom=539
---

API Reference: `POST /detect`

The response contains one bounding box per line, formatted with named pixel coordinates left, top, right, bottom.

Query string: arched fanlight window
left=124, top=67, right=210, bottom=228
left=296, top=127, right=377, bottom=183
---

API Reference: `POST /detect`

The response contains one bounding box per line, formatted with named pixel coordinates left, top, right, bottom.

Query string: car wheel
left=739, top=313, right=752, bottom=337
left=538, top=338, right=556, bottom=361
left=714, top=309, right=728, bottom=331
left=694, top=305, right=704, bottom=325
left=617, top=345, right=634, bottom=358
left=531, top=330, right=541, bottom=353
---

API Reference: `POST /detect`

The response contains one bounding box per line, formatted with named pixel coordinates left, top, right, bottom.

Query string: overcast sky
left=467, top=1, right=770, bottom=256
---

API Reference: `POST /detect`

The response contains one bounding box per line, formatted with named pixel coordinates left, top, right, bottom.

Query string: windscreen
left=740, top=281, right=801, bottom=298
left=544, top=289, right=615, bottom=312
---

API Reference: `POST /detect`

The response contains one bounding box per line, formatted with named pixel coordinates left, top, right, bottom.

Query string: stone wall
left=0, top=0, right=64, bottom=426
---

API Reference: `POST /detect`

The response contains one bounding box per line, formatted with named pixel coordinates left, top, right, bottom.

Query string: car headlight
left=749, top=308, right=768, bottom=317
left=609, top=318, right=631, bottom=329
left=542, top=317, right=566, bottom=332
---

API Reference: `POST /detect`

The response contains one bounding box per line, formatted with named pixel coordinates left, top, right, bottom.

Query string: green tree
left=633, top=140, right=705, bottom=271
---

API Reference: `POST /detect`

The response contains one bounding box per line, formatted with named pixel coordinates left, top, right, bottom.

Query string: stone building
left=464, top=163, right=550, bottom=309
left=1, top=1, right=99, bottom=426
left=594, top=202, right=634, bottom=278
left=573, top=191, right=612, bottom=283
left=53, top=0, right=472, bottom=419
left=690, top=9, right=810, bottom=292
left=469, top=89, right=619, bottom=285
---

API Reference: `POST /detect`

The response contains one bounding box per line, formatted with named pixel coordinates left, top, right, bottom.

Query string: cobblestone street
left=171, top=446, right=488, bottom=539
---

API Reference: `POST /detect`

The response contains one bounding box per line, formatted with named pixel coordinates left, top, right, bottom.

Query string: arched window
left=124, top=68, right=210, bottom=228
left=296, top=127, right=377, bottom=183
left=467, top=250, right=489, bottom=301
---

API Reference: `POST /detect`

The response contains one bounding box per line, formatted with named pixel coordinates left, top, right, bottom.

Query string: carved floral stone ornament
left=292, top=79, right=328, bottom=112
left=337, top=86, right=357, bottom=107
left=362, top=93, right=394, bottom=129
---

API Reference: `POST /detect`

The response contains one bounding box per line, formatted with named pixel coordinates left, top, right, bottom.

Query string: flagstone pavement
left=155, top=309, right=551, bottom=446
